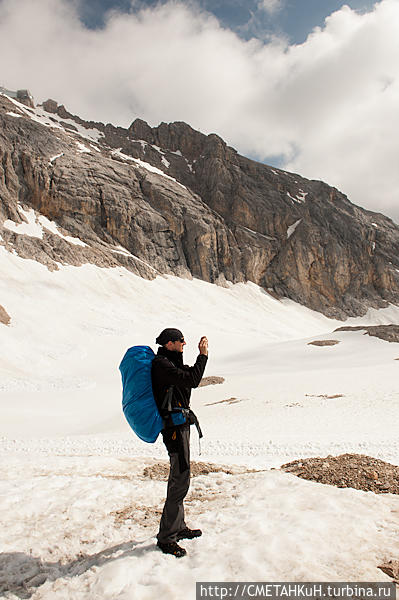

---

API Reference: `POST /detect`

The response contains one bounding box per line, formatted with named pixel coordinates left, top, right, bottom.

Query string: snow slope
left=1, top=247, right=399, bottom=598
left=2, top=454, right=399, bottom=599
left=1, top=246, right=399, bottom=461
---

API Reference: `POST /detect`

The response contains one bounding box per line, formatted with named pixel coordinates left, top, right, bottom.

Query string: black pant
left=157, top=427, right=190, bottom=544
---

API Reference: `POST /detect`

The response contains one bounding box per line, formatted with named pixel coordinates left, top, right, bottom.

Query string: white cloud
left=258, top=0, right=283, bottom=15
left=0, top=0, right=398, bottom=223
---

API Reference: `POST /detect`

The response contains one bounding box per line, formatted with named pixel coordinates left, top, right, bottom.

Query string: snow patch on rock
left=287, top=219, right=302, bottom=239
left=49, top=153, right=64, bottom=164
left=76, top=141, right=91, bottom=154
left=4, top=207, right=43, bottom=238
left=6, top=111, right=22, bottom=118
left=111, top=150, right=186, bottom=189
left=3, top=205, right=87, bottom=246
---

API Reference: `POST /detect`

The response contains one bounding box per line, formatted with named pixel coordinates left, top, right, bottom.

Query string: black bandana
left=155, top=328, right=184, bottom=345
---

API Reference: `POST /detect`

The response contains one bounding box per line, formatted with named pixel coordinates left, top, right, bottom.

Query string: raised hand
left=198, top=336, right=208, bottom=356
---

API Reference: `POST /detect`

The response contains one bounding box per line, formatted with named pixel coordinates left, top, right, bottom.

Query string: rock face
left=1, top=93, right=399, bottom=318
left=0, top=305, right=11, bottom=325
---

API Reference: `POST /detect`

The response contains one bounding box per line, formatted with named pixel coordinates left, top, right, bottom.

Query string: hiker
left=151, top=328, right=208, bottom=558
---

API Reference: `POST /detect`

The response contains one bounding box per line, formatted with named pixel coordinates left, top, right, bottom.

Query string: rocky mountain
left=1, top=91, right=399, bottom=319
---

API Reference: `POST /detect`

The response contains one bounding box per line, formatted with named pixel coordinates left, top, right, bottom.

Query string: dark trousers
left=157, top=427, right=190, bottom=544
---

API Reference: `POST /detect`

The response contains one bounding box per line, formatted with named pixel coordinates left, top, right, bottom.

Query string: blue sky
left=79, top=0, right=377, bottom=43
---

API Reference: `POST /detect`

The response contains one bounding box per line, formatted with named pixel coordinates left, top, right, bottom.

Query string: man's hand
left=198, top=336, right=208, bottom=356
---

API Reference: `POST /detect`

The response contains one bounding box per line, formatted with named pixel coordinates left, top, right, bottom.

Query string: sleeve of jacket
left=154, top=354, right=208, bottom=388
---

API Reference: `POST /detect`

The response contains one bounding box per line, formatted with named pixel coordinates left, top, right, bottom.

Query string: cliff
left=1, top=93, right=399, bottom=318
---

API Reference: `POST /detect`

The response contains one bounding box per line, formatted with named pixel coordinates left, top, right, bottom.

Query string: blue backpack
left=119, top=345, right=186, bottom=443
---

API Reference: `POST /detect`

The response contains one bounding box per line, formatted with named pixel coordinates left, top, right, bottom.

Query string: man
left=151, top=328, right=208, bottom=558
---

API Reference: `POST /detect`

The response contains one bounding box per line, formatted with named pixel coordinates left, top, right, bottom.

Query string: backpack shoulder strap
left=161, top=386, right=174, bottom=412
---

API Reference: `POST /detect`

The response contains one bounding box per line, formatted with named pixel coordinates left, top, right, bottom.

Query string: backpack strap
left=160, top=388, right=203, bottom=448
left=188, top=409, right=203, bottom=439
left=161, top=386, right=174, bottom=413
left=160, top=386, right=178, bottom=429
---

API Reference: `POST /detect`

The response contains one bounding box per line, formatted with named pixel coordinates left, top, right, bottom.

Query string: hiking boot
left=157, top=540, right=187, bottom=558
left=176, top=527, right=202, bottom=541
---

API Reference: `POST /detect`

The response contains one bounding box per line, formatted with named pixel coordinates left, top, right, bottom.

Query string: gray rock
left=1, top=94, right=399, bottom=318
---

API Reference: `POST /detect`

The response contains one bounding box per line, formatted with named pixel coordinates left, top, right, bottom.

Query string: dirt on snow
left=281, top=453, right=399, bottom=494
left=143, top=460, right=253, bottom=481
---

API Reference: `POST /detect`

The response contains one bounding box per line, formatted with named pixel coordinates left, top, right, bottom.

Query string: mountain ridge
left=1, top=92, right=399, bottom=319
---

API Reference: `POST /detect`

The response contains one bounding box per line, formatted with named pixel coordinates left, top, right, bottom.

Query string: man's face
left=166, top=338, right=186, bottom=353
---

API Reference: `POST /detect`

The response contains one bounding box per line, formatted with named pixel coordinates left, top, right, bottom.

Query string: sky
left=77, top=0, right=377, bottom=44
left=0, top=0, right=398, bottom=223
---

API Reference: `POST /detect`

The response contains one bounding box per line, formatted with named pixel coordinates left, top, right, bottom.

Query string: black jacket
left=151, top=347, right=208, bottom=416
left=152, top=347, right=207, bottom=466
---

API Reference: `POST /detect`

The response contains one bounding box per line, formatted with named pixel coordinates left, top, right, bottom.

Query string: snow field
left=1, top=454, right=399, bottom=599
left=1, top=245, right=399, bottom=597
left=0, top=246, right=399, bottom=456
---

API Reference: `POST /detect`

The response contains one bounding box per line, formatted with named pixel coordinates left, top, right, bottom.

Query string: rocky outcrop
left=335, top=324, right=399, bottom=343
left=0, top=305, right=10, bottom=325
left=1, top=93, right=399, bottom=318
left=0, top=87, right=34, bottom=108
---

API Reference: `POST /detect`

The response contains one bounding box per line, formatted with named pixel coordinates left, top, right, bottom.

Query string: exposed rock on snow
left=305, top=393, right=345, bottom=399
left=112, top=459, right=263, bottom=538
left=308, top=339, right=340, bottom=346
left=142, top=460, right=252, bottom=481
left=378, top=560, right=399, bottom=584
left=112, top=503, right=162, bottom=528
left=282, top=454, right=399, bottom=494
left=0, top=304, right=10, bottom=325
left=199, top=376, right=225, bottom=387
left=205, top=397, right=244, bottom=406
left=335, top=324, right=399, bottom=343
